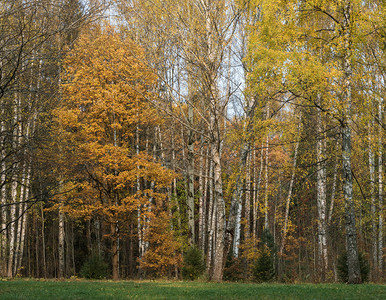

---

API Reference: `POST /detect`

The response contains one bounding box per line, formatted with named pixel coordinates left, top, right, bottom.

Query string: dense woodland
left=0, top=0, right=384, bottom=284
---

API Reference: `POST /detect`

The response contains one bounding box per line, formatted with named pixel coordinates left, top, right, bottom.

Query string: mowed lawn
left=0, top=279, right=385, bottom=299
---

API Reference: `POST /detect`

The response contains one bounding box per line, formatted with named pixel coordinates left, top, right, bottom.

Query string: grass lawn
left=0, top=279, right=385, bottom=299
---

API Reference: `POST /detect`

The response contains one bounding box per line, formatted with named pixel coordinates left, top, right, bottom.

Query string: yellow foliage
left=52, top=22, right=175, bottom=236
left=139, top=210, right=183, bottom=277
left=239, top=235, right=260, bottom=262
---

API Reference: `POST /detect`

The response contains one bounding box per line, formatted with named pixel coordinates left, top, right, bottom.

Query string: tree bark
left=211, top=140, right=225, bottom=281
left=206, top=153, right=214, bottom=274
left=316, top=109, right=328, bottom=280
left=0, top=113, right=6, bottom=275
left=204, top=0, right=227, bottom=281
left=342, top=123, right=361, bottom=283
left=328, top=140, right=339, bottom=224
left=202, top=146, right=210, bottom=252
left=228, top=141, right=249, bottom=258
left=58, top=208, right=65, bottom=278
left=7, top=96, right=20, bottom=278
left=136, top=124, right=144, bottom=276
left=187, top=100, right=195, bottom=245
left=341, top=1, right=361, bottom=284
left=280, top=115, right=301, bottom=256
left=254, top=143, right=264, bottom=236
left=226, top=99, right=257, bottom=258
left=264, top=105, right=270, bottom=230
left=377, top=97, right=383, bottom=276
left=369, top=123, right=377, bottom=279
left=13, top=161, right=27, bottom=276
left=198, top=139, right=205, bottom=250
left=41, top=203, right=47, bottom=278
left=111, top=223, right=119, bottom=280
left=244, top=153, right=251, bottom=241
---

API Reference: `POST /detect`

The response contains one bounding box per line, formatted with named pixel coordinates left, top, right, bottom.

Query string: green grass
left=0, top=279, right=384, bottom=299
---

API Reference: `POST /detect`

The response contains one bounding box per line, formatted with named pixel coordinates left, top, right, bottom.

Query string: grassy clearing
left=0, top=279, right=384, bottom=299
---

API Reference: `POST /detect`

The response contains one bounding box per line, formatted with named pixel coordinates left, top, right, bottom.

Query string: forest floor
left=0, top=279, right=385, bottom=299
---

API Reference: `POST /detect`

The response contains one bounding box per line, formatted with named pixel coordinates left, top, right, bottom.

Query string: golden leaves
left=140, top=210, right=183, bottom=276
left=53, top=22, right=176, bottom=229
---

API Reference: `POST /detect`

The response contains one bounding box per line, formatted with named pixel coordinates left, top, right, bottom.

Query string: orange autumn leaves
left=56, top=23, right=173, bottom=207
left=53, top=24, right=180, bottom=273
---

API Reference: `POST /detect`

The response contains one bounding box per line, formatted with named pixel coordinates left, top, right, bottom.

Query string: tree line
left=0, top=0, right=384, bottom=283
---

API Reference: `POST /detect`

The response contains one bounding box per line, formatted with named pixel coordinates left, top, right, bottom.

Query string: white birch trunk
left=7, top=177, right=18, bottom=277
left=245, top=154, right=251, bottom=241
left=171, top=124, right=181, bottom=229
left=316, top=110, right=328, bottom=279
left=264, top=135, right=270, bottom=229
left=341, top=2, right=361, bottom=283
left=0, top=56, right=6, bottom=276
left=209, top=197, right=217, bottom=275
left=14, top=119, right=32, bottom=275
left=57, top=39, right=66, bottom=278
left=254, top=143, right=264, bottom=236
left=377, top=97, right=383, bottom=274
left=7, top=95, right=21, bottom=278
left=198, top=140, right=205, bottom=250
left=58, top=208, right=65, bottom=278
left=187, top=103, right=195, bottom=245
left=136, top=125, right=144, bottom=263
left=232, top=201, right=242, bottom=257
left=328, top=140, right=339, bottom=224
left=229, top=141, right=251, bottom=258
left=206, top=156, right=214, bottom=273
left=16, top=163, right=30, bottom=274
left=280, top=116, right=301, bottom=255
left=368, top=123, right=377, bottom=278
left=0, top=117, right=6, bottom=270
left=202, top=147, right=209, bottom=252
left=13, top=160, right=26, bottom=275
left=252, top=148, right=257, bottom=238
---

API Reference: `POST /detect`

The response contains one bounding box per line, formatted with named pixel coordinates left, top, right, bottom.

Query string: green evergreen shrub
left=261, top=229, right=277, bottom=252
left=337, top=251, right=369, bottom=283
left=80, top=255, right=108, bottom=279
left=252, top=229, right=277, bottom=282
left=182, top=245, right=205, bottom=280
left=253, top=246, right=275, bottom=282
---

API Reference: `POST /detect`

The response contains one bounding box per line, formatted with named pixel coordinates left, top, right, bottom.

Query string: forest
left=0, top=0, right=384, bottom=285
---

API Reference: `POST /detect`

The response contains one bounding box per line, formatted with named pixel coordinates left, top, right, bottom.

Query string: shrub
left=182, top=245, right=205, bottom=280
left=253, top=246, right=275, bottom=282
left=80, top=255, right=108, bottom=279
left=223, top=256, right=245, bottom=281
left=261, top=229, right=277, bottom=252
left=140, top=210, right=183, bottom=278
left=337, top=251, right=369, bottom=283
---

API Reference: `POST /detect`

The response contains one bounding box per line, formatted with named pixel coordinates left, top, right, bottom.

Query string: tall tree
left=55, top=24, right=175, bottom=280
